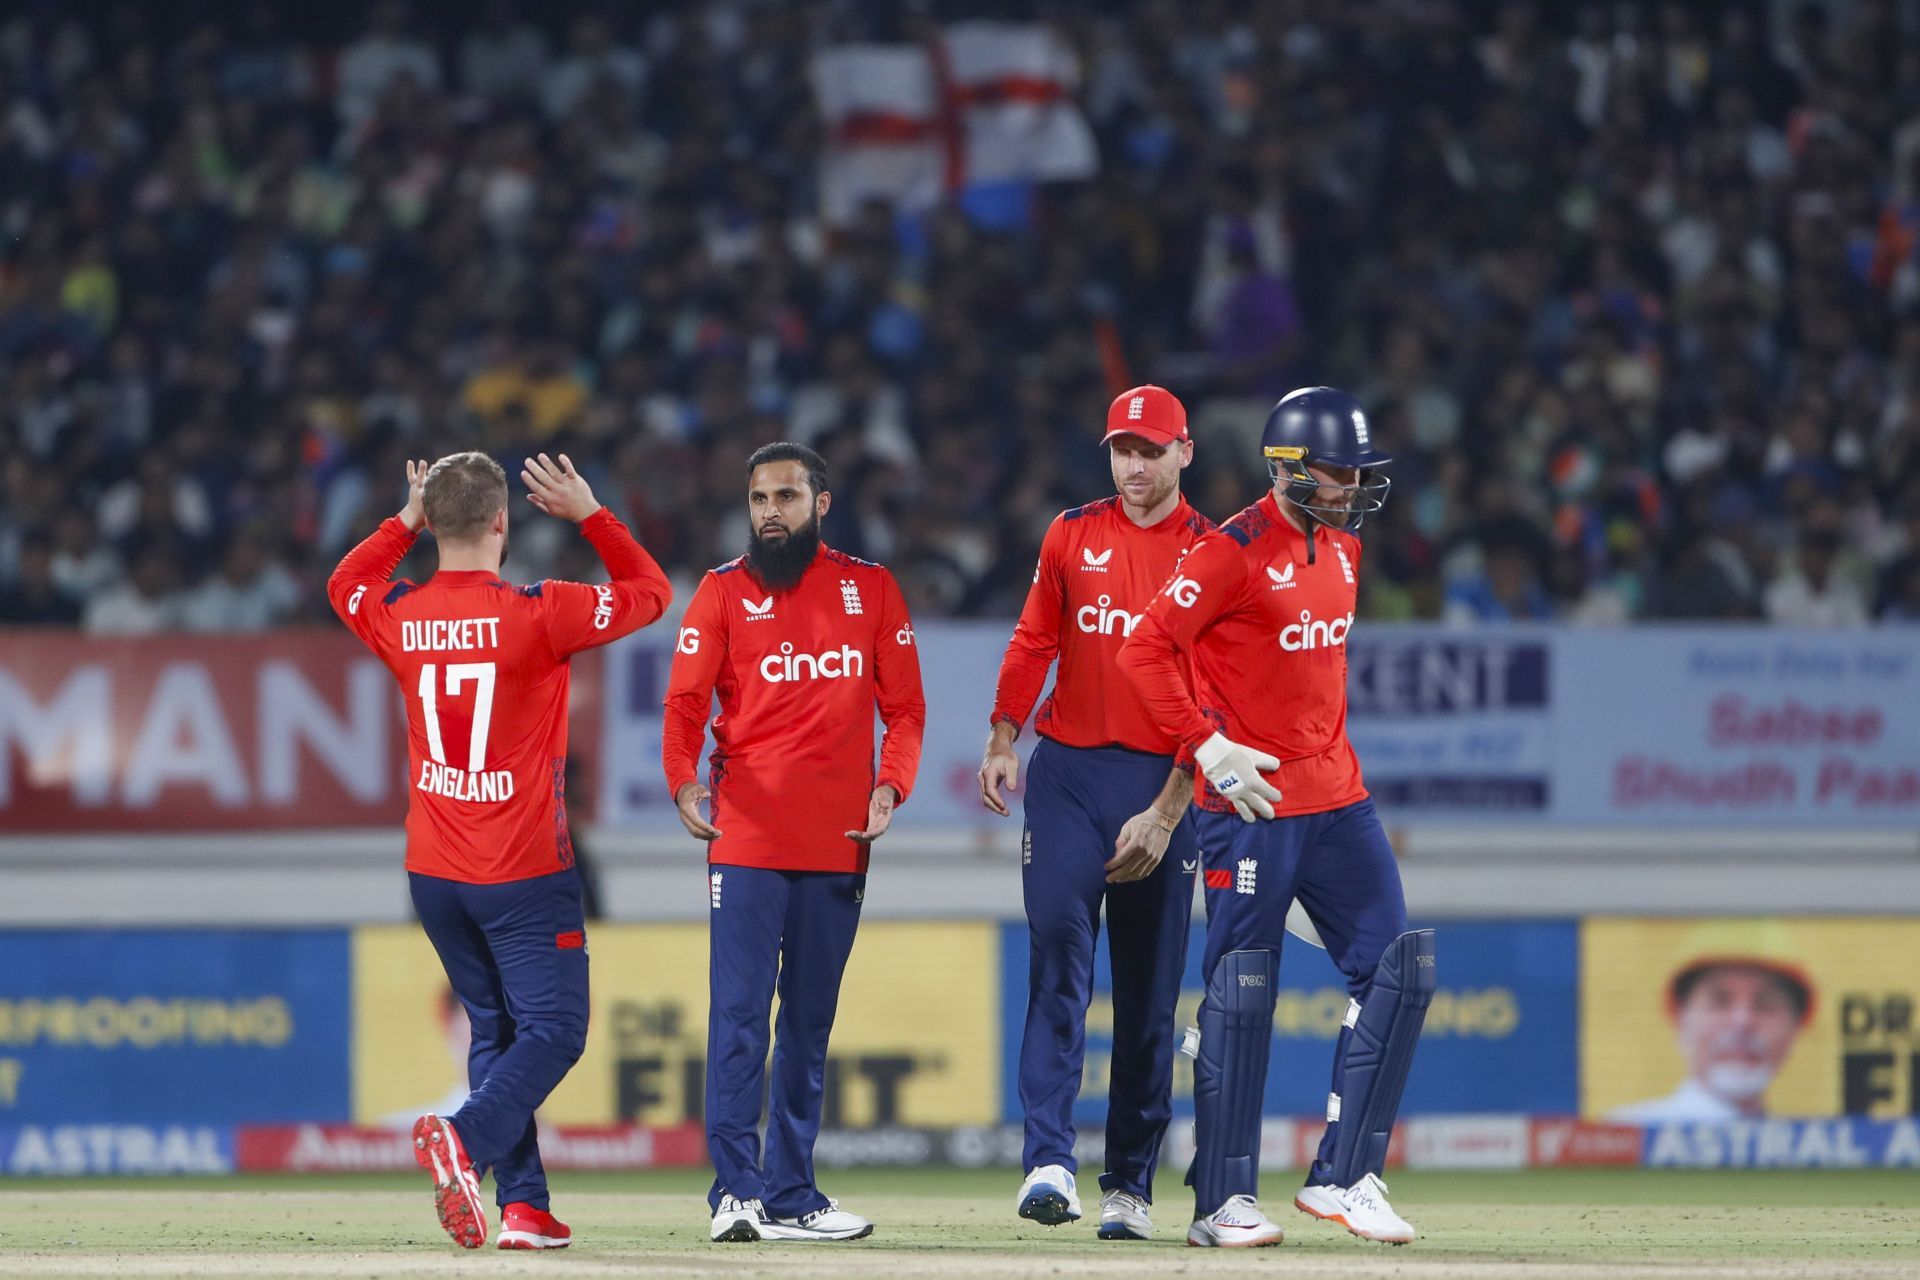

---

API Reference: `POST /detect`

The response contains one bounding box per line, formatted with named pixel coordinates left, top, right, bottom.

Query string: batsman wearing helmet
left=1118, top=387, right=1436, bottom=1247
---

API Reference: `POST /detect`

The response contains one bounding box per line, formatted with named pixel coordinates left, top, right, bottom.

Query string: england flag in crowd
left=812, top=23, right=1099, bottom=225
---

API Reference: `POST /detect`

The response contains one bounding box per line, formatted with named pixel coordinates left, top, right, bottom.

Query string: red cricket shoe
left=412, top=1114, right=488, bottom=1249
left=498, top=1202, right=572, bottom=1250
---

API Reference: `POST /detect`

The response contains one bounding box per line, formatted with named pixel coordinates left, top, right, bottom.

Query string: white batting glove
left=1194, top=731, right=1282, bottom=822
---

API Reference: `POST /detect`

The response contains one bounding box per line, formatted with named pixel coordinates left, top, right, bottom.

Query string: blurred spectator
left=460, top=1, right=549, bottom=102
left=0, top=531, right=82, bottom=625
left=336, top=2, right=440, bottom=127
left=1765, top=522, right=1873, bottom=626
left=178, top=534, right=301, bottom=631
left=83, top=545, right=184, bottom=635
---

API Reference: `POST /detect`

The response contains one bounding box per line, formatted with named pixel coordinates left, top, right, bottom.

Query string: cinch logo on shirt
left=592, top=584, right=614, bottom=630
left=1267, top=562, right=1297, bottom=590
left=1075, top=593, right=1141, bottom=637
left=1278, top=609, right=1355, bottom=652
left=758, top=642, right=865, bottom=683
left=741, top=596, right=775, bottom=621
left=1080, top=547, right=1112, bottom=573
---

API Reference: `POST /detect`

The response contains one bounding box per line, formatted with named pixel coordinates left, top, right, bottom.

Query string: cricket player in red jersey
left=1118, top=388, right=1436, bottom=1248
left=663, top=442, right=925, bottom=1244
left=329, top=452, right=671, bottom=1251
left=979, top=385, right=1213, bottom=1241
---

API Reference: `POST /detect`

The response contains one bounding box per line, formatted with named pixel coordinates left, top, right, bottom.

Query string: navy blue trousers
left=705, top=864, right=865, bottom=1218
left=1019, top=738, right=1196, bottom=1199
left=409, top=868, right=590, bottom=1212
left=1192, top=796, right=1409, bottom=1197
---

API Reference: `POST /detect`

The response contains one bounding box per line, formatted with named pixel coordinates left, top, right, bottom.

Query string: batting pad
left=1322, top=928, right=1437, bottom=1186
left=1187, top=948, right=1279, bottom=1216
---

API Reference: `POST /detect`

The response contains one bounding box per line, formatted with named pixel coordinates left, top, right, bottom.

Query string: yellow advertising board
left=353, top=922, right=999, bottom=1129
left=1581, top=918, right=1920, bottom=1121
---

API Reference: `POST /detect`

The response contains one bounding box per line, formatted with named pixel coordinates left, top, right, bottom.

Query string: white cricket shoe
left=766, top=1198, right=874, bottom=1241
left=1015, top=1164, right=1082, bottom=1225
left=1097, top=1189, right=1151, bottom=1240
left=1186, top=1194, right=1285, bottom=1247
left=1295, top=1173, right=1417, bottom=1244
left=710, top=1193, right=773, bottom=1243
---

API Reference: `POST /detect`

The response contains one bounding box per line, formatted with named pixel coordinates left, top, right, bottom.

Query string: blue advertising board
left=997, top=919, right=1578, bottom=1126
left=1347, top=630, right=1554, bottom=813
left=0, top=931, right=350, bottom=1125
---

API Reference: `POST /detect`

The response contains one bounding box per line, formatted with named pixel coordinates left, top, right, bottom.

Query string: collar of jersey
left=1261, top=491, right=1318, bottom=545
left=427, top=570, right=507, bottom=584
left=1117, top=495, right=1192, bottom=533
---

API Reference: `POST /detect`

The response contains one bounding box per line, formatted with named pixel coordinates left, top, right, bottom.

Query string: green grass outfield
left=2, top=1167, right=1917, bottom=1279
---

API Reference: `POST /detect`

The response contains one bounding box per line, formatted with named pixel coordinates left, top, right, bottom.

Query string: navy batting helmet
left=1260, top=386, right=1393, bottom=530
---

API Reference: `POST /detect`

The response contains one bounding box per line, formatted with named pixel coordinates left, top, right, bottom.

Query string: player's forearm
left=875, top=705, right=926, bottom=806
left=327, top=518, right=416, bottom=608
left=1116, top=625, right=1213, bottom=749
left=579, top=508, right=673, bottom=624
left=1149, top=766, right=1194, bottom=820
left=989, top=647, right=1053, bottom=734
left=660, top=699, right=710, bottom=797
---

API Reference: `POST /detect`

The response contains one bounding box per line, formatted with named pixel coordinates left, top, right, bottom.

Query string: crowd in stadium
left=3, top=0, right=1918, bottom=631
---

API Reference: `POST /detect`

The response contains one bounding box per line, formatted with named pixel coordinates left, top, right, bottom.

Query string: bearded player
left=1118, top=388, right=1436, bottom=1247
left=329, top=452, right=672, bottom=1250
left=979, top=386, right=1213, bottom=1241
left=664, top=442, right=925, bottom=1244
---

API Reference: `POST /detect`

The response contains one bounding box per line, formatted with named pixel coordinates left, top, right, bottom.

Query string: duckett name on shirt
left=400, top=618, right=501, bottom=652
left=758, top=642, right=865, bottom=683
left=1076, top=594, right=1142, bottom=637
left=1278, top=609, right=1355, bottom=652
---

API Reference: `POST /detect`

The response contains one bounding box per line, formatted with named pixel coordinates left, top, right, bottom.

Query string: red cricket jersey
left=662, top=546, right=925, bottom=874
left=328, top=509, right=672, bottom=883
left=1118, top=492, right=1368, bottom=817
left=991, top=495, right=1215, bottom=755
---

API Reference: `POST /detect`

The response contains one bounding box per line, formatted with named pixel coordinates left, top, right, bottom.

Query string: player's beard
left=746, top=511, right=821, bottom=592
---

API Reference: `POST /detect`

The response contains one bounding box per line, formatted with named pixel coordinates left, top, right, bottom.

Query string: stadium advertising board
left=1345, top=630, right=1553, bottom=813
left=599, top=625, right=1920, bottom=832
left=1581, top=918, right=1920, bottom=1123
left=996, top=919, right=1578, bottom=1126
left=0, top=632, right=407, bottom=832
left=0, top=931, right=350, bottom=1127
left=1554, top=630, right=1920, bottom=825
left=352, top=921, right=1000, bottom=1130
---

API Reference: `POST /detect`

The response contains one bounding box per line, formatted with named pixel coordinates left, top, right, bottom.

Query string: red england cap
left=1102, top=385, right=1189, bottom=446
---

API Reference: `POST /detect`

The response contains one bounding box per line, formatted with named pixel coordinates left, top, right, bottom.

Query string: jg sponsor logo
left=1165, top=576, right=1202, bottom=607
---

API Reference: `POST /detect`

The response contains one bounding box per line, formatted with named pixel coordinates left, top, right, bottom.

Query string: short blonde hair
left=423, top=452, right=507, bottom=541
